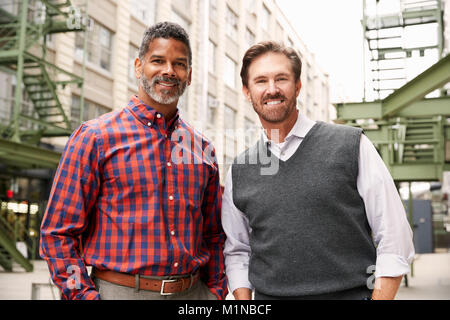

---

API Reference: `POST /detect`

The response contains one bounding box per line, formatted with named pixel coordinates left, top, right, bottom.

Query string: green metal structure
left=0, top=0, right=84, bottom=166
left=362, top=0, right=444, bottom=100
left=0, top=0, right=86, bottom=272
left=338, top=0, right=449, bottom=183
left=336, top=54, right=450, bottom=182
left=337, top=0, right=450, bottom=263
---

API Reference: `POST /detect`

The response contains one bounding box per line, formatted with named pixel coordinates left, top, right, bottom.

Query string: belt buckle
left=160, top=279, right=177, bottom=296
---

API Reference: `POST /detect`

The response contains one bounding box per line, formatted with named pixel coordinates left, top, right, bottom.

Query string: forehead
left=248, top=52, right=293, bottom=79
left=145, top=37, right=189, bottom=59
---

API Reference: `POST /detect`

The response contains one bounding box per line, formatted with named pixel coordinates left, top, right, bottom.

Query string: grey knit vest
left=232, top=121, right=377, bottom=297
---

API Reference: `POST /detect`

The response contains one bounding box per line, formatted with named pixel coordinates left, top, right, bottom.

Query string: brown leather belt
left=92, top=268, right=200, bottom=295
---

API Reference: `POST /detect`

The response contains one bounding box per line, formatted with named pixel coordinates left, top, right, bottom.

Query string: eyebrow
left=149, top=55, right=188, bottom=63
left=252, top=73, right=291, bottom=81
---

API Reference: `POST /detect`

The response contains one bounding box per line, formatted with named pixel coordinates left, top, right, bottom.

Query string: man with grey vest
left=221, top=41, right=415, bottom=300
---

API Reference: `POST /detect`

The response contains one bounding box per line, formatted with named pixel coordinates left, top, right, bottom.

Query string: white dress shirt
left=222, top=113, right=415, bottom=294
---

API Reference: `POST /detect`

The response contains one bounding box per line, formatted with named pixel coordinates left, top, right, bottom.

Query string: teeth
left=158, top=82, right=176, bottom=87
left=265, top=100, right=282, bottom=105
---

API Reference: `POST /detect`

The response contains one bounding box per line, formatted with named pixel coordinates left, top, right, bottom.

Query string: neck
left=261, top=109, right=299, bottom=143
left=138, top=87, right=178, bottom=122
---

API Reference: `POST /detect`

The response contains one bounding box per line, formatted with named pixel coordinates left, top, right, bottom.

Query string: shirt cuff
left=375, top=253, right=412, bottom=278
left=226, top=267, right=254, bottom=294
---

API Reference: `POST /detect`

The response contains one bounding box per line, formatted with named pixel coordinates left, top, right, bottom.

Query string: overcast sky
left=276, top=0, right=365, bottom=103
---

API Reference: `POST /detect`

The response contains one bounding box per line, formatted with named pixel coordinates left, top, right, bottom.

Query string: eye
left=152, top=59, right=164, bottom=64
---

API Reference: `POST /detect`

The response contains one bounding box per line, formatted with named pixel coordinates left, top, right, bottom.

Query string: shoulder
left=317, top=121, right=363, bottom=135
left=82, top=108, right=124, bottom=134
left=68, top=108, right=124, bottom=156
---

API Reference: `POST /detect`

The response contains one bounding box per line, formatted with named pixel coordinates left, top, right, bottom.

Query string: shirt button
left=167, top=162, right=172, bottom=167
left=156, top=113, right=161, bottom=119
left=174, top=262, right=179, bottom=267
left=164, top=134, right=168, bottom=138
left=171, top=231, right=175, bottom=236
left=147, top=122, right=152, bottom=127
left=169, top=195, right=174, bottom=201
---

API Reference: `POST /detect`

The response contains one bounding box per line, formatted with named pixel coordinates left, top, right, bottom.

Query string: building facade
left=1, top=0, right=332, bottom=182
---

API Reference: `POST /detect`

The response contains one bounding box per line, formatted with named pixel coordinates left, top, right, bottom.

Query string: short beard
left=140, top=73, right=187, bottom=105
left=250, top=92, right=296, bottom=124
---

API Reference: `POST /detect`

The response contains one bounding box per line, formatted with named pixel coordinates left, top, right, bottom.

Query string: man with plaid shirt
left=40, top=22, right=227, bottom=300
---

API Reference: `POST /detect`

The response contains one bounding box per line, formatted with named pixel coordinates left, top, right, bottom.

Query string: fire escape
left=0, top=0, right=85, bottom=271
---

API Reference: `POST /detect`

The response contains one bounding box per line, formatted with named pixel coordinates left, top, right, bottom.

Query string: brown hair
left=240, top=41, right=302, bottom=87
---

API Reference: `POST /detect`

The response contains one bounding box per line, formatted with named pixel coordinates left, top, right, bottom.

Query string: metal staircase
left=0, top=0, right=86, bottom=272
left=392, top=117, right=442, bottom=165
left=0, top=213, right=33, bottom=272
left=0, top=0, right=84, bottom=143
left=363, top=0, right=444, bottom=100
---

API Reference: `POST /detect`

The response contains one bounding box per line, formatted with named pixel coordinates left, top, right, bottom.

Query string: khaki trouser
left=92, top=274, right=218, bottom=300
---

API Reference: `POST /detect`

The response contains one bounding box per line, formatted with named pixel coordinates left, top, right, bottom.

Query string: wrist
left=233, top=287, right=252, bottom=300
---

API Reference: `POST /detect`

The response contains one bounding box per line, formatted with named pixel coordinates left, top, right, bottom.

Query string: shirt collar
left=261, top=110, right=317, bottom=145
left=127, top=95, right=180, bottom=130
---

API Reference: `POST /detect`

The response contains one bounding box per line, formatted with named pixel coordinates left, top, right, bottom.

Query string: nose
left=266, top=79, right=279, bottom=95
left=162, top=62, right=176, bottom=77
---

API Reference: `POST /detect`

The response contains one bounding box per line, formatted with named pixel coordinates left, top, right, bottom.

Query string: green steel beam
left=382, top=54, right=450, bottom=118
left=0, top=138, right=61, bottom=169
left=336, top=101, right=382, bottom=120
left=19, top=114, right=72, bottom=134
left=11, top=0, right=29, bottom=143
left=0, top=223, right=33, bottom=272
left=336, top=96, right=450, bottom=120
left=389, top=163, right=443, bottom=182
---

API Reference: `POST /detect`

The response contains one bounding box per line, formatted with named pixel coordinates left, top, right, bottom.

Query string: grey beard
left=140, top=74, right=187, bottom=105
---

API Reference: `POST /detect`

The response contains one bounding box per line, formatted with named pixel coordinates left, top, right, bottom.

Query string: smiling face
left=243, top=52, right=301, bottom=124
left=135, top=37, right=192, bottom=110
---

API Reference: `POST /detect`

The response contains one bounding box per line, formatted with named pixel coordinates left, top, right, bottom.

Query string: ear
left=135, top=57, right=143, bottom=79
left=242, top=85, right=252, bottom=103
left=295, top=79, right=302, bottom=97
left=187, top=67, right=192, bottom=86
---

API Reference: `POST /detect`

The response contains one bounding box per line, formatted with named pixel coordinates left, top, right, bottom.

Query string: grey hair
left=139, top=21, right=192, bottom=67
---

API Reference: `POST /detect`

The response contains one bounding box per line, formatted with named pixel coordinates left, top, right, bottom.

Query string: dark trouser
left=255, top=286, right=372, bottom=300
left=92, top=275, right=218, bottom=300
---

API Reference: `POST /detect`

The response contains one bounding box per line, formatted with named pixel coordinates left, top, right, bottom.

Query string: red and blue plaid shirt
left=40, top=96, right=228, bottom=300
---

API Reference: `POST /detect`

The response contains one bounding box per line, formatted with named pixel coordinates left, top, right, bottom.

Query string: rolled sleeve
left=375, top=253, right=412, bottom=278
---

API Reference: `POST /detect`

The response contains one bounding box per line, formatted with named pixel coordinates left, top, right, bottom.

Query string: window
left=177, top=91, right=188, bottom=118
left=224, top=105, right=237, bottom=173
left=244, top=117, right=257, bottom=148
left=71, top=95, right=111, bottom=127
left=245, top=28, right=255, bottom=48
left=224, top=56, right=236, bottom=89
left=171, top=10, right=190, bottom=33
left=74, top=19, right=113, bottom=72
left=224, top=105, right=236, bottom=131
left=246, top=0, right=257, bottom=14
left=209, top=0, right=217, bottom=20
left=261, top=5, right=270, bottom=31
left=287, top=37, right=294, bottom=48
left=207, top=94, right=218, bottom=126
left=275, top=22, right=283, bottom=41
left=225, top=6, right=238, bottom=39
left=128, top=45, right=139, bottom=86
left=208, top=40, right=216, bottom=74
left=130, top=0, right=156, bottom=25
